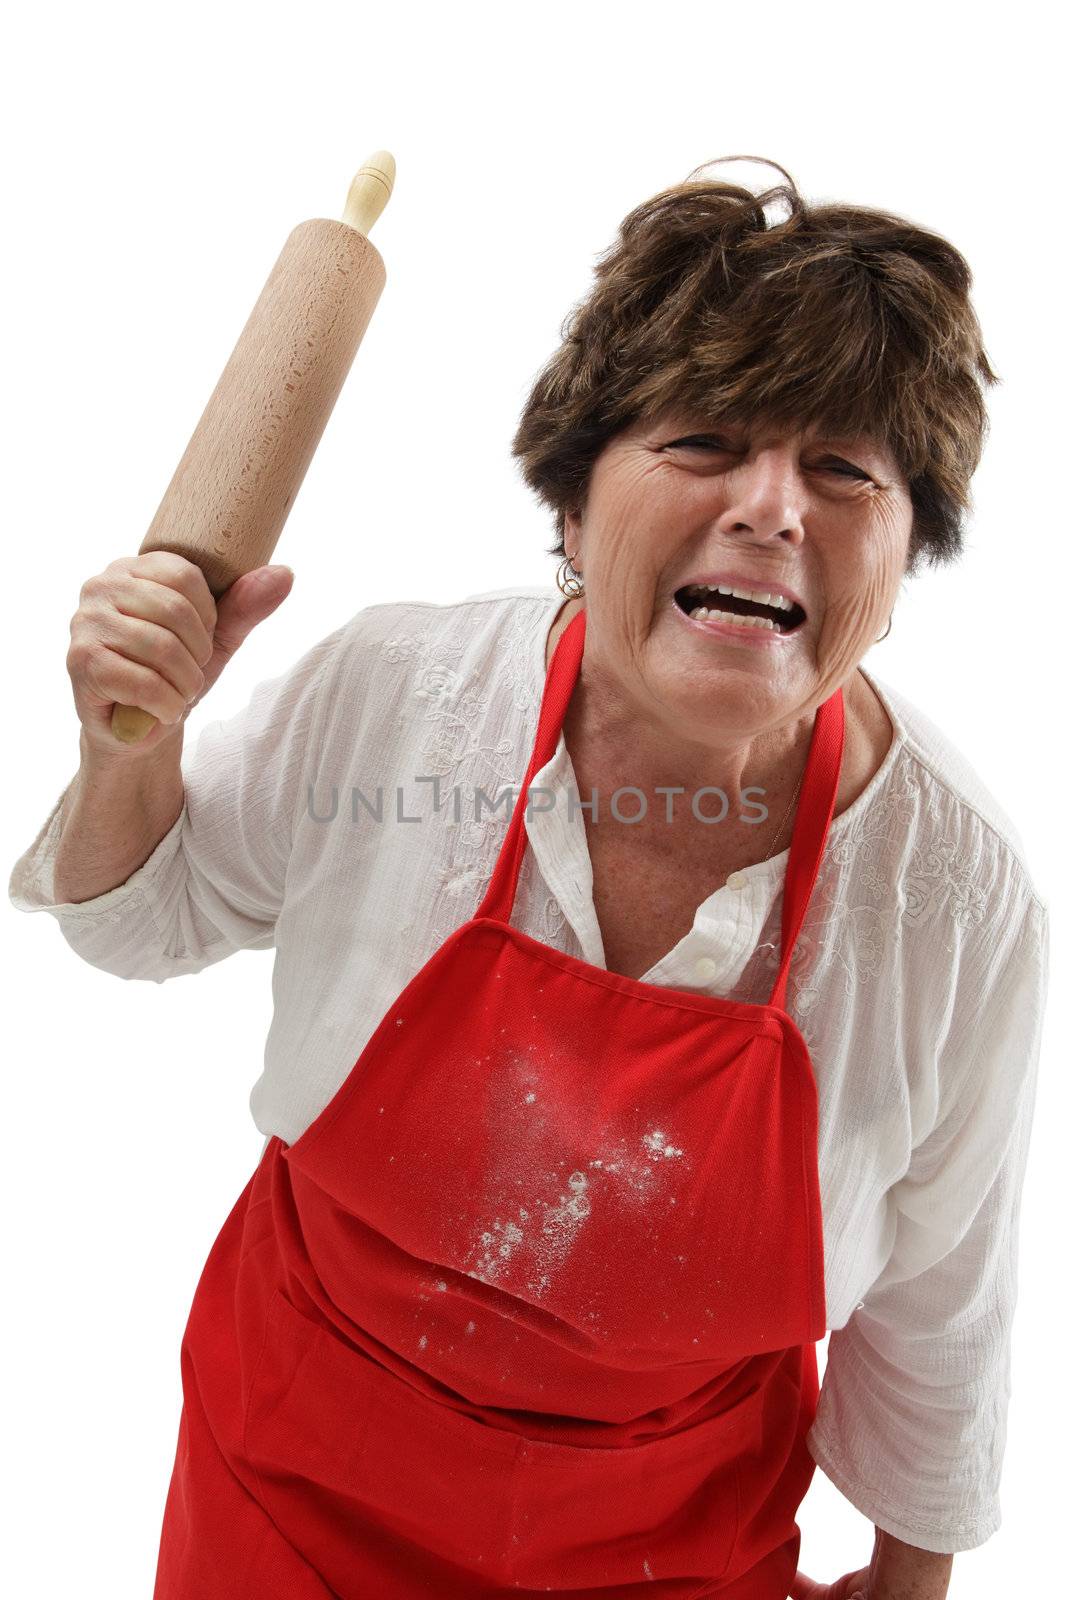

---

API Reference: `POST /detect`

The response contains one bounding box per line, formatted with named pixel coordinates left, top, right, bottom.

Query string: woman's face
left=563, top=407, right=914, bottom=742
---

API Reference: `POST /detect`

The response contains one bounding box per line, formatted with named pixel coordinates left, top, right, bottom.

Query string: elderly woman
left=10, top=157, right=1049, bottom=1600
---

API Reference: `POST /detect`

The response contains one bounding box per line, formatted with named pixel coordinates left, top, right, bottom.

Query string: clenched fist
left=66, top=552, right=294, bottom=756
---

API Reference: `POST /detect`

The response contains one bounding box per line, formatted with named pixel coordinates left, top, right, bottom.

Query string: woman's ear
left=563, top=507, right=583, bottom=565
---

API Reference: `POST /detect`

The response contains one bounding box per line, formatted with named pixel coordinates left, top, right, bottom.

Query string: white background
left=3, top=1, right=1061, bottom=1593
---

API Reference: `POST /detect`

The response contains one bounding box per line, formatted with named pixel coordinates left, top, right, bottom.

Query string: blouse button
left=725, top=870, right=747, bottom=890
left=694, top=956, right=718, bottom=982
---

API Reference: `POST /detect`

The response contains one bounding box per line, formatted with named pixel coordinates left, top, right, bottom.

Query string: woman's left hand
left=789, top=1566, right=870, bottom=1599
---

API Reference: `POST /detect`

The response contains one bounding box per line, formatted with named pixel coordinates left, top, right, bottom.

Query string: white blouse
left=9, top=584, right=1050, bottom=1556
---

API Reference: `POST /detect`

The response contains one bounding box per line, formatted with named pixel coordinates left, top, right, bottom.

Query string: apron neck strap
left=478, top=605, right=846, bottom=1016
left=767, top=685, right=844, bottom=1011
left=478, top=606, right=586, bottom=927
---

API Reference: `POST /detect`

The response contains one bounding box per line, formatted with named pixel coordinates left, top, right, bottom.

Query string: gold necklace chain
left=760, top=766, right=805, bottom=863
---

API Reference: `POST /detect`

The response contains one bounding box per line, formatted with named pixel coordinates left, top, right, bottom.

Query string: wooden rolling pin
left=110, top=151, right=395, bottom=743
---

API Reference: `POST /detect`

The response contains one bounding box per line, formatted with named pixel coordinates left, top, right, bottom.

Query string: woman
left=9, top=158, right=1049, bottom=1599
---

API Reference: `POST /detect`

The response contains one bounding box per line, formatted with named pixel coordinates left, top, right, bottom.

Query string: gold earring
left=556, top=554, right=585, bottom=598
left=876, top=612, right=893, bottom=643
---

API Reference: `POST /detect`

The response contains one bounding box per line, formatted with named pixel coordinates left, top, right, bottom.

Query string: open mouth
left=673, top=582, right=806, bottom=635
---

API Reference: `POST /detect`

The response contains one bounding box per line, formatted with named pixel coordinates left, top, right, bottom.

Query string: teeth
left=690, top=606, right=780, bottom=632
left=685, top=582, right=794, bottom=611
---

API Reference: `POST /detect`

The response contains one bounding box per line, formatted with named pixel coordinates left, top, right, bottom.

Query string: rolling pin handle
left=342, top=150, right=396, bottom=235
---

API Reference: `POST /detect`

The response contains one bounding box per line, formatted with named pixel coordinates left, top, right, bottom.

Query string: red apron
left=154, top=605, right=843, bottom=1599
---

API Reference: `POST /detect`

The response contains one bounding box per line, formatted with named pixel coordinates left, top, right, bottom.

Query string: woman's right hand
left=66, top=551, right=294, bottom=757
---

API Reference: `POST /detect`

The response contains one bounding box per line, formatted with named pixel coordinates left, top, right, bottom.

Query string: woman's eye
left=668, top=437, right=868, bottom=479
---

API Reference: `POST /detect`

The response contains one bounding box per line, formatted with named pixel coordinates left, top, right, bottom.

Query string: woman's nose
left=716, top=453, right=807, bottom=544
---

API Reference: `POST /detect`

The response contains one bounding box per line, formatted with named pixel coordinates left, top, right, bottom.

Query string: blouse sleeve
left=806, top=886, right=1051, bottom=1553
left=7, top=619, right=353, bottom=982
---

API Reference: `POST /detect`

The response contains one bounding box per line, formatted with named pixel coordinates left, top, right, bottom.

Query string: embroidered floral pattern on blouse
left=499, top=620, right=544, bottom=716
left=413, top=664, right=462, bottom=702
left=736, top=753, right=993, bottom=1021
left=379, top=633, right=424, bottom=665
left=380, top=629, right=519, bottom=789
left=826, top=760, right=990, bottom=939
left=379, top=611, right=547, bottom=955
left=902, top=839, right=989, bottom=933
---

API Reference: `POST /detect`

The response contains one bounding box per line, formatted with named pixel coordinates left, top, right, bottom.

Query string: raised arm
left=53, top=549, right=294, bottom=900
left=10, top=550, right=308, bottom=977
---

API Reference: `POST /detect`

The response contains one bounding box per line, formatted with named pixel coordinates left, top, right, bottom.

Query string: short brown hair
left=511, top=156, right=998, bottom=575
